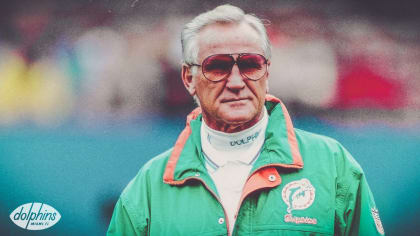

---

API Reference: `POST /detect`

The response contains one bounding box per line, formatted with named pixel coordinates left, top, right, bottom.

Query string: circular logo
left=282, top=178, right=315, bottom=213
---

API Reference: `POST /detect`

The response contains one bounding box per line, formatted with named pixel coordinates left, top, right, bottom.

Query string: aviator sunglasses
left=188, top=53, right=268, bottom=82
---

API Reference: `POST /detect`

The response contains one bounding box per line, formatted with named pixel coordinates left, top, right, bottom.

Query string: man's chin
left=218, top=110, right=258, bottom=126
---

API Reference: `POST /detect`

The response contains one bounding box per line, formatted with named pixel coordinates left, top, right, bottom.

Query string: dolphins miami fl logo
left=10, top=202, right=61, bottom=230
left=282, top=178, right=317, bottom=224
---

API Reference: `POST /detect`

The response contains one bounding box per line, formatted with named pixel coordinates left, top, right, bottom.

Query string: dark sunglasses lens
left=237, top=54, right=266, bottom=80
left=202, top=55, right=234, bottom=81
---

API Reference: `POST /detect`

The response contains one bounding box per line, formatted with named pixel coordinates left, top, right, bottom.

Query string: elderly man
left=107, top=5, right=384, bottom=236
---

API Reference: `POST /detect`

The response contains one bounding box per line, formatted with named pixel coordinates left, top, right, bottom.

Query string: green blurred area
left=1, top=116, right=419, bottom=235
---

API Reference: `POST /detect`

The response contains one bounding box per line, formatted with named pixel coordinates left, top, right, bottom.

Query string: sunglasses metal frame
left=188, top=53, right=268, bottom=82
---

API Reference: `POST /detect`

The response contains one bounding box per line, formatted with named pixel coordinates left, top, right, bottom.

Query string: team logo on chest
left=281, top=178, right=317, bottom=225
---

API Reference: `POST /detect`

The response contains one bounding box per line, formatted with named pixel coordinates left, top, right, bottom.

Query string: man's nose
left=225, top=64, right=245, bottom=89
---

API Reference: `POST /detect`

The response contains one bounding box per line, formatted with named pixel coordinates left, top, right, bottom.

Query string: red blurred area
left=335, top=60, right=406, bottom=109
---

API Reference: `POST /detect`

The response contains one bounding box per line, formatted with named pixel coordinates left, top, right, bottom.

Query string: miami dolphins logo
left=282, top=178, right=315, bottom=213
left=282, top=179, right=317, bottom=225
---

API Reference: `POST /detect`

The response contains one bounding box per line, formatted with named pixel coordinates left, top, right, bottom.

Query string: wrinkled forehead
left=197, top=22, right=264, bottom=62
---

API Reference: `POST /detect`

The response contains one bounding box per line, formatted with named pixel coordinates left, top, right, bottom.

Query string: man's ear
left=181, top=64, right=196, bottom=96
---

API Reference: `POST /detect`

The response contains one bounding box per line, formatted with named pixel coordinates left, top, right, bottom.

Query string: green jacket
left=107, top=95, right=384, bottom=236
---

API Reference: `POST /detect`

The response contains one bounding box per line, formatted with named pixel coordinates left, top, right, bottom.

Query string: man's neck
left=202, top=110, right=265, bottom=133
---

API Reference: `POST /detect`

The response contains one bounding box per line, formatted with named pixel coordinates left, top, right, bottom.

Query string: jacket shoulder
left=110, top=148, right=173, bottom=234
left=294, top=128, right=364, bottom=175
left=120, top=148, right=173, bottom=200
left=294, top=128, right=342, bottom=152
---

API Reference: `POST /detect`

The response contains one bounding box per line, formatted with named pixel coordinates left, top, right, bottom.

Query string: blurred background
left=1, top=0, right=419, bottom=235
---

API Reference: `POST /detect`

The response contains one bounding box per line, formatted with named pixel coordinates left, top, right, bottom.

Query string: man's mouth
left=221, top=98, right=249, bottom=103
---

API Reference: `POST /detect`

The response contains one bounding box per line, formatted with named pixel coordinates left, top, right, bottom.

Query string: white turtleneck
left=200, top=107, right=268, bottom=234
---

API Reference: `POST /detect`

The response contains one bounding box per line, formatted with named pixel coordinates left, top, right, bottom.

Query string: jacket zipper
left=169, top=164, right=301, bottom=235
left=169, top=176, right=231, bottom=236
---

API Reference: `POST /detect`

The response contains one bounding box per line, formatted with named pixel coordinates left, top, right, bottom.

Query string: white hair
left=181, top=4, right=271, bottom=66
